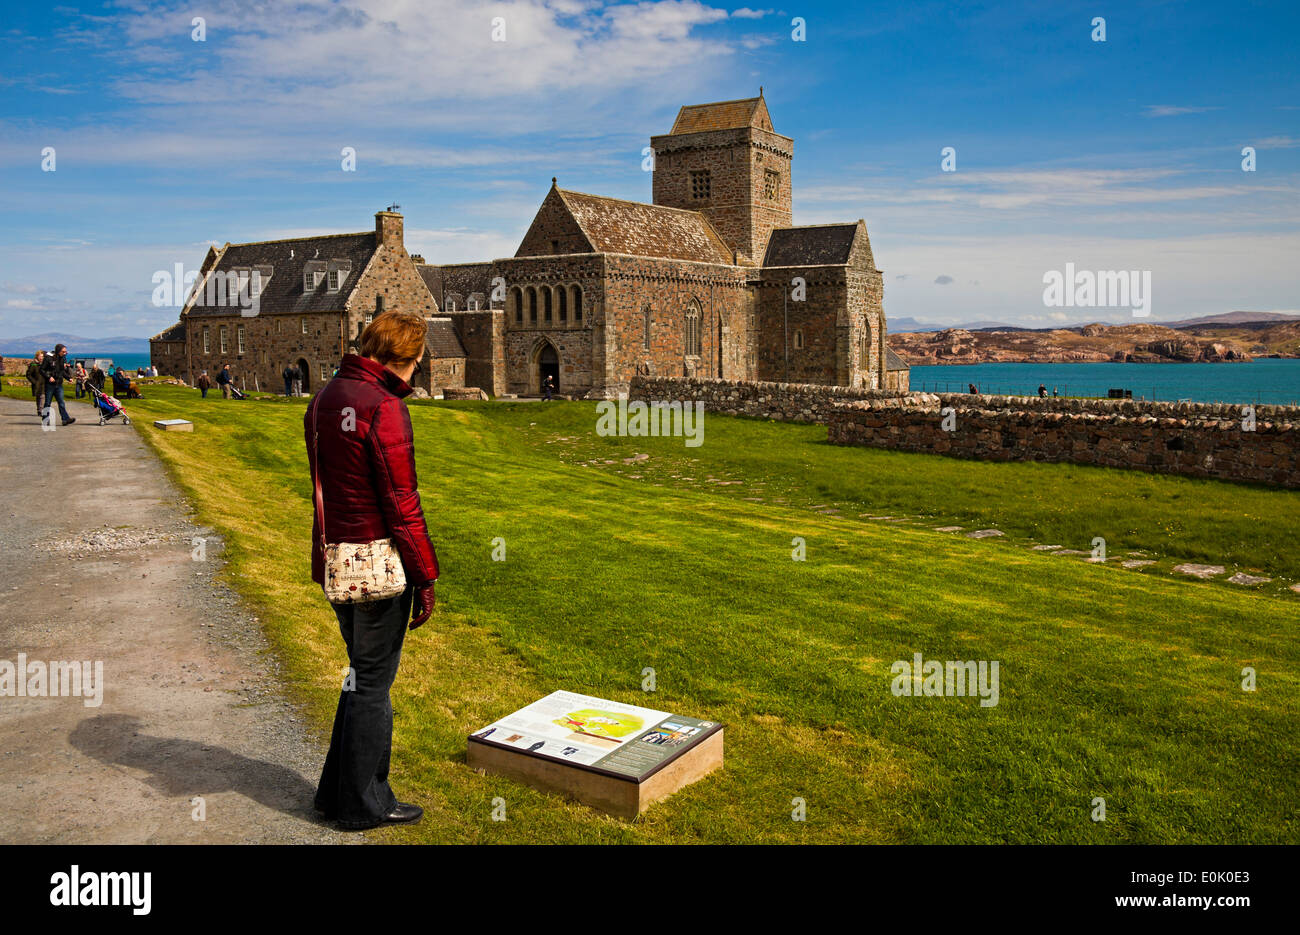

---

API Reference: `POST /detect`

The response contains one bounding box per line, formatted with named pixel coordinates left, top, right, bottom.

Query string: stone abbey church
left=152, top=94, right=908, bottom=397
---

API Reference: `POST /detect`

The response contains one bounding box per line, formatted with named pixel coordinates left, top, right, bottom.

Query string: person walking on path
left=74, top=363, right=88, bottom=399
left=292, top=363, right=303, bottom=397
left=25, top=351, right=46, bottom=416
left=217, top=364, right=233, bottom=399
left=542, top=374, right=554, bottom=401
left=197, top=371, right=212, bottom=398
left=40, top=344, right=76, bottom=426
left=90, top=365, right=105, bottom=393
left=304, top=310, right=439, bottom=832
left=282, top=363, right=296, bottom=397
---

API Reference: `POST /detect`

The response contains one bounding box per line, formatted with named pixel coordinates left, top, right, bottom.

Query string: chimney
left=375, top=210, right=404, bottom=249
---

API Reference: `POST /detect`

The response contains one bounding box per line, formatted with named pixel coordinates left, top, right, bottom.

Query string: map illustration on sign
left=554, top=708, right=645, bottom=741
left=469, top=690, right=722, bottom=781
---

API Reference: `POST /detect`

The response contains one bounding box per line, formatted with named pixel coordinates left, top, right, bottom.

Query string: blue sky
left=1, top=0, right=1297, bottom=339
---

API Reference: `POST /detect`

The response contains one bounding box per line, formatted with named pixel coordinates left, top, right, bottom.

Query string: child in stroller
left=86, top=382, right=130, bottom=425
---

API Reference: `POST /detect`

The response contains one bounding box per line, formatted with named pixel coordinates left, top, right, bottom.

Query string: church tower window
left=764, top=169, right=780, bottom=201
left=643, top=304, right=653, bottom=349
left=690, top=170, right=711, bottom=200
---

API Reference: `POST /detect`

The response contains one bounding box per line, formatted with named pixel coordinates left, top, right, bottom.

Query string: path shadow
left=70, top=713, right=327, bottom=826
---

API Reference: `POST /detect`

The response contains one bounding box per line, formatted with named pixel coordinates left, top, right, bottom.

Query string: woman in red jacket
left=305, top=311, right=439, bottom=831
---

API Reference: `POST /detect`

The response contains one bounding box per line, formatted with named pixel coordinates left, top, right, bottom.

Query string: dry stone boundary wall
left=627, top=376, right=1300, bottom=487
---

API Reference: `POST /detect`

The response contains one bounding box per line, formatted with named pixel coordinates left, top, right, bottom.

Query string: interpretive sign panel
left=467, top=690, right=724, bottom=815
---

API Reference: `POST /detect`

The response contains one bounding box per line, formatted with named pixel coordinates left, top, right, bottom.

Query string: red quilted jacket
left=304, top=354, right=440, bottom=590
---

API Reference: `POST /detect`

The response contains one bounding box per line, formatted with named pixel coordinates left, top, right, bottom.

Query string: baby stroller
left=86, top=382, right=130, bottom=425
left=229, top=384, right=248, bottom=400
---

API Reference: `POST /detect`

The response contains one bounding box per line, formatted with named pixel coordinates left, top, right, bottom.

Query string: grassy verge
left=12, top=382, right=1297, bottom=843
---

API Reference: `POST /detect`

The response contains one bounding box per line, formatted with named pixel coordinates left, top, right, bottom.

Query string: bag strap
left=311, top=396, right=327, bottom=552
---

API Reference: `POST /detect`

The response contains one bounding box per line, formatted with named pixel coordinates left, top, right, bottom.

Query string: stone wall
left=450, top=308, right=506, bottom=397
left=149, top=339, right=186, bottom=375
left=628, top=377, right=1300, bottom=487
left=185, top=311, right=344, bottom=394
left=603, top=255, right=752, bottom=396
left=628, top=375, right=904, bottom=423
left=828, top=395, right=1300, bottom=488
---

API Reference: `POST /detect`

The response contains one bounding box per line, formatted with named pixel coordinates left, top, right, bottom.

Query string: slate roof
left=425, top=318, right=466, bottom=359
left=762, top=224, right=859, bottom=266
left=151, top=321, right=186, bottom=342
left=557, top=189, right=733, bottom=264
left=670, top=96, right=772, bottom=134
left=885, top=347, right=910, bottom=371
left=416, top=265, right=442, bottom=307
left=184, top=232, right=377, bottom=317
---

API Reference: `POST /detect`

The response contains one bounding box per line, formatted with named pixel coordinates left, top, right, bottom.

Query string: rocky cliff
left=887, top=320, right=1300, bottom=365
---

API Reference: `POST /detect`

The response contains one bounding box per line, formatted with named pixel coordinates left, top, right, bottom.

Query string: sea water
left=910, top=359, right=1300, bottom=406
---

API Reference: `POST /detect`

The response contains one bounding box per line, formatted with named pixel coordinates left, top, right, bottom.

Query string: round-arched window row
left=509, top=284, right=584, bottom=328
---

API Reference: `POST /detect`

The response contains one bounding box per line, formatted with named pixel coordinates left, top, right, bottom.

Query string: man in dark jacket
left=305, top=337, right=438, bottom=831
left=216, top=364, right=233, bottom=398
left=40, top=344, right=76, bottom=426
left=25, top=351, right=45, bottom=415
left=282, top=363, right=296, bottom=397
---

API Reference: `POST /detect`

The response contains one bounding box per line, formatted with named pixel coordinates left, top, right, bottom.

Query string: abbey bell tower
left=650, top=91, right=793, bottom=266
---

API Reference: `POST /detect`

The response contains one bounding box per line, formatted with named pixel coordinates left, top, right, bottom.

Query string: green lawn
left=12, top=381, right=1297, bottom=843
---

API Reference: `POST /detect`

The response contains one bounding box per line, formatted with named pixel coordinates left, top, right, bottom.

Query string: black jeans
left=315, top=586, right=412, bottom=827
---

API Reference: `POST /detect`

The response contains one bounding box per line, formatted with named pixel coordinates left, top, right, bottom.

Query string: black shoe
left=62, top=417, right=76, bottom=426
left=385, top=802, right=423, bottom=824
left=335, top=802, right=423, bottom=831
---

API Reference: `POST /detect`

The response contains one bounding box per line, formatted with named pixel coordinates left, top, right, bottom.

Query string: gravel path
left=0, top=394, right=351, bottom=843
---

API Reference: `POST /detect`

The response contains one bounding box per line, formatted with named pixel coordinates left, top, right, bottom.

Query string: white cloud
left=1143, top=105, right=1222, bottom=117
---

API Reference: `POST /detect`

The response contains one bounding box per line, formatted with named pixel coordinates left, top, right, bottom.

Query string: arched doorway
left=296, top=357, right=311, bottom=395
left=535, top=342, right=559, bottom=395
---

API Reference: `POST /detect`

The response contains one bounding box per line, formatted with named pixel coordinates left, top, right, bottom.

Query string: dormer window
left=303, top=260, right=327, bottom=292
left=326, top=259, right=351, bottom=293
left=251, top=265, right=272, bottom=297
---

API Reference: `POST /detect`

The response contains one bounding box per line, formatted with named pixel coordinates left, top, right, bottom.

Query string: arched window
left=860, top=319, right=873, bottom=370
left=543, top=287, right=552, bottom=324
left=558, top=286, right=568, bottom=323
left=510, top=287, right=522, bottom=324
left=793, top=329, right=804, bottom=350
left=572, top=285, right=583, bottom=323
left=643, top=304, right=652, bottom=350
left=685, top=302, right=701, bottom=356
left=528, top=287, right=538, bottom=324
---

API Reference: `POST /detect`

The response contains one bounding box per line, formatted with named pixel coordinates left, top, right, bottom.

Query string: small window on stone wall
left=794, top=329, right=804, bottom=350
left=643, top=304, right=652, bottom=349
left=690, top=170, right=711, bottom=200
